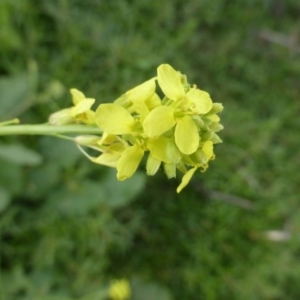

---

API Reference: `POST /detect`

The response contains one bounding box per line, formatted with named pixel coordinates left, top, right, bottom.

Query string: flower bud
left=49, top=108, right=73, bottom=125
left=146, top=153, right=161, bottom=176
left=75, top=135, right=100, bottom=146
left=163, top=163, right=176, bottom=179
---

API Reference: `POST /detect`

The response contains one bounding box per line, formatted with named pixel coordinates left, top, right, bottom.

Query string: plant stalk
left=0, top=124, right=103, bottom=136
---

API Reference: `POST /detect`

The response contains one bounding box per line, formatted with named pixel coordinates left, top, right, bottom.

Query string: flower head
left=77, top=64, right=223, bottom=192
left=49, top=89, right=95, bottom=125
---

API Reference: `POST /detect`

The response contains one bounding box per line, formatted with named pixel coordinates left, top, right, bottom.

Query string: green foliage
left=1, top=0, right=300, bottom=299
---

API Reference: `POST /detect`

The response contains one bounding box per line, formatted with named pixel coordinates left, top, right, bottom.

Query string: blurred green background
left=1, top=0, right=300, bottom=299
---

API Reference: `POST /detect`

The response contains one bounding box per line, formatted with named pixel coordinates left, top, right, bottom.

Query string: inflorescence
left=49, top=64, right=223, bottom=193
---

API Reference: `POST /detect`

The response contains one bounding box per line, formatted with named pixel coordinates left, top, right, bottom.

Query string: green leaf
left=38, top=137, right=81, bottom=168
left=47, top=181, right=107, bottom=217
left=102, top=168, right=146, bottom=208
left=0, top=186, right=11, bottom=212
left=24, top=163, right=61, bottom=199
left=0, top=159, right=23, bottom=195
left=0, top=75, right=31, bottom=119
left=0, top=60, right=38, bottom=119
left=0, top=143, right=42, bottom=166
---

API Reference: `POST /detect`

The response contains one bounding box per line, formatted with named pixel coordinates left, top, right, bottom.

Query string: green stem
left=0, top=124, right=103, bottom=136
left=0, top=118, right=20, bottom=127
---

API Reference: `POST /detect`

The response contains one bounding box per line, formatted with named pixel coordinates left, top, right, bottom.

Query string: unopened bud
left=146, top=153, right=161, bottom=176
left=163, top=162, right=176, bottom=179
left=49, top=108, right=72, bottom=125
left=75, top=135, right=100, bottom=146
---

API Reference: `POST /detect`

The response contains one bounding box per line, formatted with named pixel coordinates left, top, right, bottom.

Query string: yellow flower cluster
left=50, top=64, right=223, bottom=193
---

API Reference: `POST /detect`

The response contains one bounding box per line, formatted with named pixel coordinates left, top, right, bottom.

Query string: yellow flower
left=157, top=64, right=212, bottom=115
left=124, top=78, right=156, bottom=103
left=146, top=153, right=161, bottom=176
left=114, top=78, right=160, bottom=122
left=75, top=133, right=129, bottom=168
left=143, top=106, right=176, bottom=138
left=49, top=89, right=95, bottom=125
left=69, top=88, right=95, bottom=124
left=142, top=64, right=215, bottom=155
left=146, top=136, right=181, bottom=164
left=48, top=64, right=223, bottom=193
left=157, top=63, right=185, bottom=100
left=48, top=108, right=74, bottom=125
left=176, top=166, right=198, bottom=193
left=108, top=279, right=131, bottom=300
left=88, top=64, right=223, bottom=192
left=95, top=102, right=146, bottom=178
left=96, top=103, right=136, bottom=135
left=117, top=143, right=144, bottom=181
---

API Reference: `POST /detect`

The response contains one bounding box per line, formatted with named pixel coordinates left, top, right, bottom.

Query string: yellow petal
left=126, top=78, right=156, bottom=103
left=157, top=64, right=185, bottom=100
left=176, top=167, right=198, bottom=193
left=186, top=88, right=213, bottom=114
left=144, top=93, right=161, bottom=111
left=146, top=153, right=161, bottom=176
left=92, top=152, right=120, bottom=168
left=95, top=103, right=136, bottom=134
left=117, top=144, right=144, bottom=181
left=175, top=115, right=199, bottom=155
left=77, top=110, right=95, bottom=125
left=143, top=106, right=176, bottom=137
left=98, top=132, right=126, bottom=147
left=71, top=98, right=95, bottom=117
left=95, top=133, right=128, bottom=154
left=163, top=163, right=176, bottom=179
left=166, top=139, right=181, bottom=163
left=70, top=88, right=85, bottom=105
left=110, top=142, right=128, bottom=155
left=147, top=136, right=171, bottom=163
left=129, top=101, right=149, bottom=123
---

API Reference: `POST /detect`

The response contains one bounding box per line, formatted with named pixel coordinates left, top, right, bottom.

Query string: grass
left=1, top=0, right=300, bottom=299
